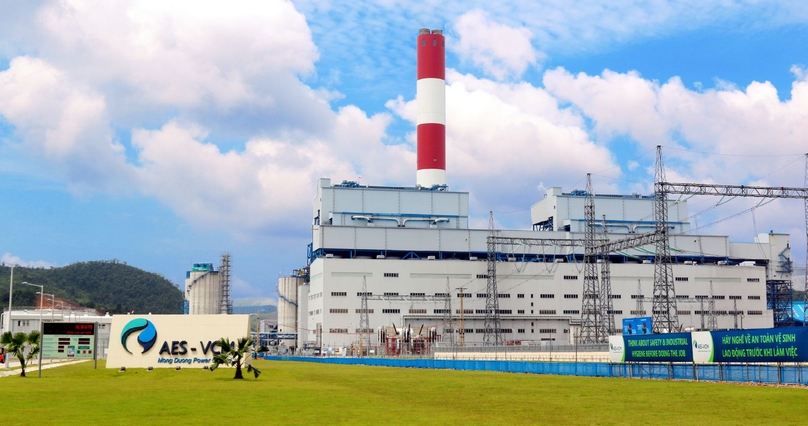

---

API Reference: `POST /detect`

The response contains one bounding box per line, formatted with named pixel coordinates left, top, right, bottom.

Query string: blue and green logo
left=121, top=318, right=158, bottom=354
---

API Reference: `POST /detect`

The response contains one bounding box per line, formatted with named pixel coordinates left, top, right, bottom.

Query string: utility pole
left=457, top=286, right=466, bottom=347
left=442, top=278, right=453, bottom=347
left=360, top=276, right=370, bottom=355
left=708, top=280, right=717, bottom=331
left=733, top=299, right=739, bottom=330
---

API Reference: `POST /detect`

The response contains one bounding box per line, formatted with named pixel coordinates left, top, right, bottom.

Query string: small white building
left=1, top=307, right=113, bottom=359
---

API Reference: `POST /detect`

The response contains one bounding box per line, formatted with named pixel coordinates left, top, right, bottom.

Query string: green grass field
left=2, top=359, right=805, bottom=425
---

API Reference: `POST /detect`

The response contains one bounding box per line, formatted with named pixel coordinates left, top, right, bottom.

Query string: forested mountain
left=0, top=260, right=183, bottom=314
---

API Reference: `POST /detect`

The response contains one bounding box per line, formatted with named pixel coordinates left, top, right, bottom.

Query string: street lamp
left=21, top=282, right=44, bottom=378
left=4, top=265, right=13, bottom=370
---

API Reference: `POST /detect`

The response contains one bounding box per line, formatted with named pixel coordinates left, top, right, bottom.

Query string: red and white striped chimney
left=416, top=28, right=446, bottom=188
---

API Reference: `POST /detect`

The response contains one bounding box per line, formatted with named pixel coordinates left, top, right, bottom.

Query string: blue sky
left=1, top=0, right=807, bottom=304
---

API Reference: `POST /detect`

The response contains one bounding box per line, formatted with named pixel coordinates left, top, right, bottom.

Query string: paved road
left=0, top=358, right=90, bottom=378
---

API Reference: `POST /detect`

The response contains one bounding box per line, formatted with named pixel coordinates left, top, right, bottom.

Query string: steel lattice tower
left=580, top=174, right=600, bottom=343
left=219, top=253, right=232, bottom=314
left=635, top=280, right=645, bottom=315
left=360, top=276, right=370, bottom=353
left=652, top=146, right=679, bottom=333
left=483, top=211, right=502, bottom=346
left=443, top=278, right=454, bottom=347
left=599, top=214, right=615, bottom=337
left=708, top=280, right=717, bottom=330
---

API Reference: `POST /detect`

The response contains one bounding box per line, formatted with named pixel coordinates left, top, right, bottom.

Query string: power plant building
left=280, top=29, right=795, bottom=352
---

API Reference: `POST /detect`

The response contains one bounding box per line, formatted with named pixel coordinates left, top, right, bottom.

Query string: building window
left=675, top=277, right=689, bottom=281
left=497, top=293, right=510, bottom=298
left=382, top=309, right=400, bottom=314
left=476, top=274, right=488, bottom=279
left=434, top=292, right=450, bottom=297
left=329, top=308, right=348, bottom=314
left=748, top=295, right=761, bottom=300
left=747, top=278, right=760, bottom=282
left=540, top=294, right=555, bottom=299
left=729, top=295, right=742, bottom=300
left=679, top=310, right=691, bottom=315
left=433, top=309, right=450, bottom=314
left=384, top=292, right=399, bottom=296
left=539, top=310, right=556, bottom=315
left=517, top=294, right=525, bottom=298
left=497, top=309, right=512, bottom=314
left=455, top=309, right=473, bottom=314
left=410, top=309, right=427, bottom=314
left=331, top=291, right=347, bottom=297
left=410, top=292, right=425, bottom=297
left=329, top=328, right=348, bottom=334
left=355, top=308, right=374, bottom=314
left=695, top=295, right=708, bottom=300
left=384, top=272, right=399, bottom=278
left=517, top=310, right=525, bottom=314
left=630, top=310, right=646, bottom=315
left=712, top=295, right=725, bottom=300
left=539, top=328, right=557, bottom=334
left=357, top=292, right=372, bottom=296
left=563, top=275, right=578, bottom=280
left=457, top=293, right=471, bottom=298
left=607, top=310, right=623, bottom=314
left=747, top=310, right=763, bottom=315
left=563, top=310, right=580, bottom=315
left=564, top=294, right=579, bottom=299
left=476, top=293, right=489, bottom=298
left=517, top=329, right=526, bottom=333
left=610, top=294, right=621, bottom=299
left=675, top=295, right=689, bottom=299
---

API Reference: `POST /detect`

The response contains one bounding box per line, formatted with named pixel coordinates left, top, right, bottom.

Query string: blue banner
left=623, top=332, right=693, bottom=362
left=709, top=327, right=808, bottom=363
left=622, top=317, right=652, bottom=335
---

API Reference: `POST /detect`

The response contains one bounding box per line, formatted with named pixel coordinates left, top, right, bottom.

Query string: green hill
left=0, top=260, right=183, bottom=314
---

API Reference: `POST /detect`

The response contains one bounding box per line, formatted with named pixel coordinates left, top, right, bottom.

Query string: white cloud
left=1, top=253, right=55, bottom=268
left=0, top=56, right=133, bottom=191
left=452, top=9, right=541, bottom=80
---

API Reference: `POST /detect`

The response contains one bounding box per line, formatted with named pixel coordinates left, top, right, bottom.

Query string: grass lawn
left=1, top=359, right=805, bottom=425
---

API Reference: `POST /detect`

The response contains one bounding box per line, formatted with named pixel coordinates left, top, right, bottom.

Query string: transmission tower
left=457, top=286, right=466, bottom=346
left=360, top=276, right=370, bottom=353
left=483, top=211, right=502, bottom=346
left=635, top=280, right=645, bottom=316
left=708, top=280, right=717, bottom=330
left=580, top=174, right=600, bottom=343
left=652, top=146, right=679, bottom=333
left=219, top=252, right=232, bottom=314
left=599, top=214, right=615, bottom=337
left=442, top=278, right=454, bottom=347
left=804, top=153, right=808, bottom=326
left=733, top=299, right=739, bottom=329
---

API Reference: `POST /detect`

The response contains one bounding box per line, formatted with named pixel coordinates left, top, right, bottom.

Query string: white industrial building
left=184, top=256, right=232, bottom=315
left=276, top=29, right=794, bottom=352
left=1, top=308, right=113, bottom=360
left=285, top=179, right=788, bottom=350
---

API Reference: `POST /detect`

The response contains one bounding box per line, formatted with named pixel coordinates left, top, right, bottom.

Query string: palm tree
left=209, top=336, right=268, bottom=379
left=1, top=330, right=41, bottom=377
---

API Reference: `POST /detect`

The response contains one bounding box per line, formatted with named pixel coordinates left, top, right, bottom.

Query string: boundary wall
left=264, top=356, right=808, bottom=386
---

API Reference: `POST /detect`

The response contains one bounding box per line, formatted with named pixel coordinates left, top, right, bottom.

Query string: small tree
left=1, top=330, right=41, bottom=377
left=209, top=336, right=268, bottom=379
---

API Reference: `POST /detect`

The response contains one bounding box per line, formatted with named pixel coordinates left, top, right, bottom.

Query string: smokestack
left=416, top=28, right=446, bottom=188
